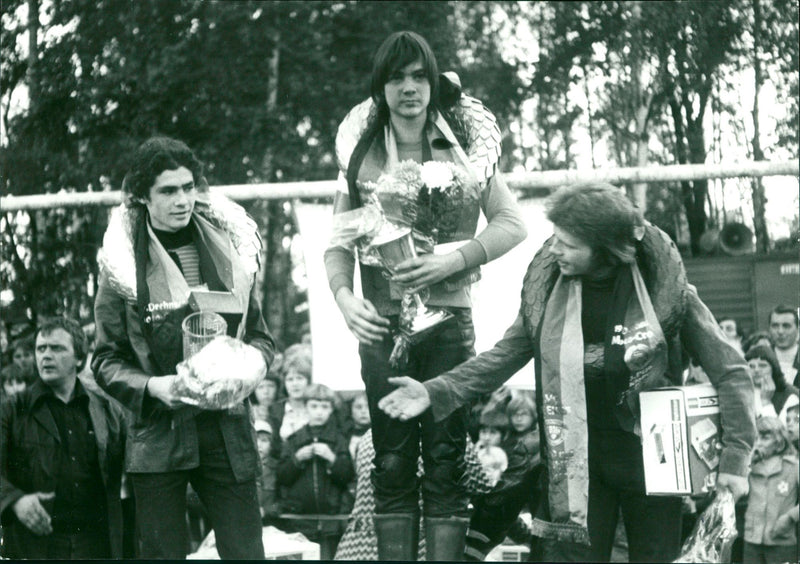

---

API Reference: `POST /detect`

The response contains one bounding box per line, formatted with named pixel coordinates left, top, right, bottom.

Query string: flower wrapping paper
left=172, top=336, right=267, bottom=410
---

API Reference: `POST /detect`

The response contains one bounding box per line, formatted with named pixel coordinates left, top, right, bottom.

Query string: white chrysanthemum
left=420, top=161, right=454, bottom=191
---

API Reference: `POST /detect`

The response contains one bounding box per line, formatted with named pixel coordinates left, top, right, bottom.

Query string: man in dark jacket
left=379, top=184, right=756, bottom=562
left=1, top=317, right=126, bottom=559
left=92, top=137, right=276, bottom=559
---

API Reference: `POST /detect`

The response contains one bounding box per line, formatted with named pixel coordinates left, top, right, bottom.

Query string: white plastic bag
left=674, top=489, right=737, bottom=563
left=172, top=336, right=266, bottom=410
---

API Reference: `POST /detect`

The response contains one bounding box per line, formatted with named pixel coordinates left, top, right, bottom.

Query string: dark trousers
left=743, top=541, right=798, bottom=564
left=359, top=308, right=475, bottom=517
left=534, top=427, right=682, bottom=563
left=467, top=467, right=542, bottom=559
left=130, top=420, right=263, bottom=559
left=2, top=524, right=110, bottom=559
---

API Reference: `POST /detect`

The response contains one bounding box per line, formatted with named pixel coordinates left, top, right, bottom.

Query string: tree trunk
left=630, top=1, right=649, bottom=212
left=687, top=108, right=709, bottom=257
left=263, top=200, right=287, bottom=348
left=582, top=64, right=597, bottom=169
left=562, top=90, right=572, bottom=166
left=751, top=0, right=770, bottom=252
left=632, top=98, right=652, bottom=212
left=27, top=0, right=39, bottom=107
left=261, top=26, right=289, bottom=347
left=670, top=94, right=708, bottom=257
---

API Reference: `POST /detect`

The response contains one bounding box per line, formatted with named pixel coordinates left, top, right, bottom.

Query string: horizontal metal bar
left=2, top=160, right=797, bottom=212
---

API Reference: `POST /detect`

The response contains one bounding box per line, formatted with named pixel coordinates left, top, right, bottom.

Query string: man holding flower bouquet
left=324, top=31, right=526, bottom=561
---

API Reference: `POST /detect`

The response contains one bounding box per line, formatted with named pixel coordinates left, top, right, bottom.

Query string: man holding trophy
left=324, top=31, right=526, bottom=560
left=92, top=137, right=276, bottom=559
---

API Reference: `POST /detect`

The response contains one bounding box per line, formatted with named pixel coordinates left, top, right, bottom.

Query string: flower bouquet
left=371, top=159, right=477, bottom=250
left=331, top=160, right=479, bottom=367
left=171, top=335, right=267, bottom=410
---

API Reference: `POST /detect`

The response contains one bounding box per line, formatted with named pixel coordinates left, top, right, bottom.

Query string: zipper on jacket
left=312, top=436, right=322, bottom=535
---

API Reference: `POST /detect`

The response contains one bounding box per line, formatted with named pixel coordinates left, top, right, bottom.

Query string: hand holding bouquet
left=172, top=336, right=267, bottom=410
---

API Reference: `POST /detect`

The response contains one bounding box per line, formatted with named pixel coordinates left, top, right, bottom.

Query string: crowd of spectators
left=1, top=303, right=796, bottom=561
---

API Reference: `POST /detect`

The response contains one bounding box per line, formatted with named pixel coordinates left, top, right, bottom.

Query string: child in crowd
left=251, top=372, right=280, bottom=423
left=0, top=336, right=35, bottom=399
left=464, top=395, right=541, bottom=561
left=1, top=367, right=28, bottom=400
left=475, top=401, right=510, bottom=488
left=503, top=393, right=541, bottom=476
left=345, top=392, right=371, bottom=461
left=255, top=420, right=280, bottom=525
left=477, top=403, right=507, bottom=450
left=744, top=415, right=799, bottom=564
left=784, top=403, right=799, bottom=452
left=276, top=383, right=354, bottom=557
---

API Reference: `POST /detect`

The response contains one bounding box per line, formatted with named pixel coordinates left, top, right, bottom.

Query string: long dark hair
left=370, top=31, right=441, bottom=125
left=348, top=31, right=469, bottom=206
left=746, top=343, right=788, bottom=392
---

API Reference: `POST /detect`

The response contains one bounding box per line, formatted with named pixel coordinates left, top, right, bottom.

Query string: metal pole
left=2, top=160, right=797, bottom=212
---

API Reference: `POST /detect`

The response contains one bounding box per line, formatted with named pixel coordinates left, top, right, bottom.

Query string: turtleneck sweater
left=581, top=268, right=623, bottom=430
left=151, top=222, right=202, bottom=287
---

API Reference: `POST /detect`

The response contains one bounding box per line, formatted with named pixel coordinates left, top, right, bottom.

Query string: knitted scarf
left=98, top=192, right=261, bottom=375
left=522, top=223, right=687, bottom=545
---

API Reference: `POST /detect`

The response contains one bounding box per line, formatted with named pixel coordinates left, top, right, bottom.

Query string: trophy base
left=403, top=307, right=454, bottom=342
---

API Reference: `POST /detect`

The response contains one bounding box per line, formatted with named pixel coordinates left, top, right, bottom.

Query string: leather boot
left=374, top=513, right=420, bottom=561
left=424, top=516, right=470, bottom=561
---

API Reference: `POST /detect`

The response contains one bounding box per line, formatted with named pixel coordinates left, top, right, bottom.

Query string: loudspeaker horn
left=719, top=222, right=754, bottom=255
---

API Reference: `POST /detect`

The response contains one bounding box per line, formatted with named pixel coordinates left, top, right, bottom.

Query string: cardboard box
left=188, top=290, right=242, bottom=314
left=640, top=384, right=721, bottom=496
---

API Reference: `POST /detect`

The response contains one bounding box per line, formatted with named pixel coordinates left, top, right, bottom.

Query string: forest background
left=1, top=0, right=798, bottom=350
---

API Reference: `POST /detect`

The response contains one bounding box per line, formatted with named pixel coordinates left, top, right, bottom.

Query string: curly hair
left=122, top=136, right=206, bottom=203
left=546, top=183, right=644, bottom=267
left=35, top=317, right=89, bottom=372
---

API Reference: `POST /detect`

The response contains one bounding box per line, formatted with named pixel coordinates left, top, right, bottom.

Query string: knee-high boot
left=424, top=516, right=470, bottom=561
left=374, top=513, right=420, bottom=561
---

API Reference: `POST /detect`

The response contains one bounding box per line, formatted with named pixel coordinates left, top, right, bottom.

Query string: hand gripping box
left=640, top=384, right=721, bottom=496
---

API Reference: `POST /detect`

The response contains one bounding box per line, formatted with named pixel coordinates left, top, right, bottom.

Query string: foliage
left=0, top=1, right=796, bottom=343
left=0, top=0, right=525, bottom=344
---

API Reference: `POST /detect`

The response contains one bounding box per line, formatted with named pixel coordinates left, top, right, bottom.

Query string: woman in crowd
left=251, top=368, right=281, bottom=423
left=379, top=183, right=756, bottom=562
left=268, top=343, right=312, bottom=453
left=745, top=343, right=799, bottom=420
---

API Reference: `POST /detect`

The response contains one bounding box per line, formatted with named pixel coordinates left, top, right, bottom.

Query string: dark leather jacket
left=425, top=224, right=756, bottom=478
left=92, top=200, right=276, bottom=481
left=0, top=379, right=126, bottom=557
